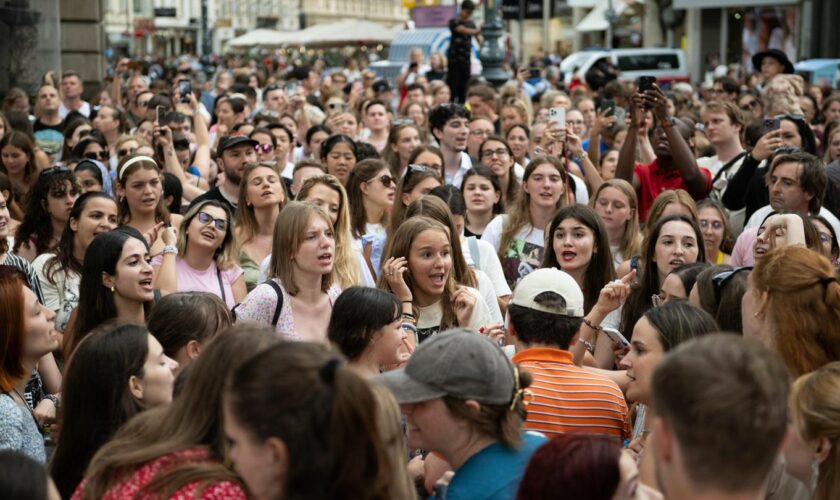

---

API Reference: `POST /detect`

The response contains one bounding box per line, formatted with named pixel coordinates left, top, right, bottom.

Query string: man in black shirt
left=33, top=84, right=64, bottom=161
left=189, top=135, right=257, bottom=216
left=446, top=0, right=481, bottom=104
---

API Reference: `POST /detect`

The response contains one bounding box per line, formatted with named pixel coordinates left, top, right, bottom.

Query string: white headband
left=118, top=155, right=158, bottom=182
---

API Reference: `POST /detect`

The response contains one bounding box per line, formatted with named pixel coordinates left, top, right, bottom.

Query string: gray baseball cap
left=377, top=328, right=516, bottom=405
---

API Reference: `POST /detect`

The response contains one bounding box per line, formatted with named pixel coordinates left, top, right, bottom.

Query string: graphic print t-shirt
left=481, top=215, right=545, bottom=289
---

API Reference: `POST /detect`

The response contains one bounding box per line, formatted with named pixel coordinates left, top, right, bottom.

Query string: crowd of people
left=1, top=4, right=840, bottom=497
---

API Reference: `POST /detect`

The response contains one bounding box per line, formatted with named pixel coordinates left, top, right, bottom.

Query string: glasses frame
left=196, top=211, right=229, bottom=231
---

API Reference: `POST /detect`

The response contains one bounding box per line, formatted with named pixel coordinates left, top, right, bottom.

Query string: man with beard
left=189, top=135, right=257, bottom=215
left=429, top=104, right=471, bottom=188
left=615, top=84, right=711, bottom=222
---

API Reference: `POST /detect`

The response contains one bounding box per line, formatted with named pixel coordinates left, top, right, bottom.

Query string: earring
left=110, top=286, right=115, bottom=293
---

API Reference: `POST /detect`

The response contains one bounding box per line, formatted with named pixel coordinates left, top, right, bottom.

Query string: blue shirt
left=438, top=432, right=547, bottom=500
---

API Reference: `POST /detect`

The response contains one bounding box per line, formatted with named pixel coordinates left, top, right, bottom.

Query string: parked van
left=561, top=48, right=690, bottom=89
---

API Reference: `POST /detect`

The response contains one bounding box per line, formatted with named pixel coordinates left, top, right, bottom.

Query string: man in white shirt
left=429, top=103, right=471, bottom=188
left=59, top=71, right=91, bottom=118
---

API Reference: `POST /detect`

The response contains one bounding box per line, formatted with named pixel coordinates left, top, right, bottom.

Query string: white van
left=561, top=48, right=690, bottom=89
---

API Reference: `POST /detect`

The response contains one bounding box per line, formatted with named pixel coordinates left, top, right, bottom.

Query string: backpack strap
left=467, top=236, right=480, bottom=269
left=264, top=279, right=284, bottom=328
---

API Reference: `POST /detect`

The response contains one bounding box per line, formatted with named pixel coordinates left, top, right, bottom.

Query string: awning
left=227, top=29, right=297, bottom=48
left=294, top=20, right=401, bottom=47
left=576, top=0, right=630, bottom=32
left=388, top=28, right=450, bottom=61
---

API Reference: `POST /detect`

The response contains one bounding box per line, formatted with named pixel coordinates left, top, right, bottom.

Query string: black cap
left=752, top=49, right=794, bottom=75
left=372, top=79, right=392, bottom=93
left=216, top=135, right=258, bottom=156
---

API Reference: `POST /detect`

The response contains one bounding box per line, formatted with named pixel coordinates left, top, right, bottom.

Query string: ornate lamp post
left=480, top=0, right=509, bottom=87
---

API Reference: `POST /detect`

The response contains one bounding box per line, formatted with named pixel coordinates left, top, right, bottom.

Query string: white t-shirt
left=415, top=286, right=493, bottom=343
left=481, top=215, right=545, bottom=289
left=462, top=235, right=511, bottom=298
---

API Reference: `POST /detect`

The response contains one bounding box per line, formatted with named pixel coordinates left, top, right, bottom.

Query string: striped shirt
left=512, top=347, right=630, bottom=439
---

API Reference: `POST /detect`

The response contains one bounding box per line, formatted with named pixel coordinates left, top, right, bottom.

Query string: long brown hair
left=116, top=155, right=170, bottom=225
left=234, top=162, right=286, bottom=245
left=225, top=342, right=398, bottom=499
left=752, top=245, right=840, bottom=377
left=78, top=324, right=281, bottom=499
left=346, top=158, right=391, bottom=239
left=589, top=179, right=641, bottom=260
left=0, top=266, right=27, bottom=392
left=388, top=164, right=442, bottom=236
left=378, top=217, right=459, bottom=329
left=498, top=156, right=566, bottom=261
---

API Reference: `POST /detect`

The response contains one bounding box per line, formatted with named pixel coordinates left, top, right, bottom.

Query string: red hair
left=517, top=434, right=621, bottom=500
left=0, top=267, right=27, bottom=392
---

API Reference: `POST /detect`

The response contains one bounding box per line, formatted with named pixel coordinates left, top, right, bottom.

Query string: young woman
left=116, top=155, right=181, bottom=256
left=590, top=179, right=642, bottom=269
left=71, top=134, right=110, bottom=164
left=320, top=134, right=357, bottom=186
left=379, top=329, right=544, bottom=499
left=327, top=286, right=408, bottom=377
left=618, top=301, right=717, bottom=463
left=383, top=121, right=421, bottom=177
left=653, top=262, right=709, bottom=308
left=1, top=131, right=38, bottom=196
left=346, top=158, right=394, bottom=242
left=73, top=159, right=111, bottom=195
left=33, top=192, right=118, bottom=333
left=146, top=292, right=232, bottom=377
left=75, top=325, right=281, bottom=500
left=500, top=98, right=529, bottom=134
left=388, top=163, right=442, bottom=236
left=14, top=167, right=80, bottom=262
left=407, top=144, right=445, bottom=175
left=92, top=105, right=127, bottom=154
left=692, top=264, right=749, bottom=334
left=614, top=216, right=704, bottom=339
left=599, top=149, right=620, bottom=180
left=542, top=204, right=616, bottom=314
left=697, top=199, right=733, bottom=264
left=743, top=243, right=840, bottom=377
left=461, top=165, right=503, bottom=238
left=63, top=227, right=156, bottom=360
left=785, top=363, right=840, bottom=500
left=235, top=163, right=286, bottom=292
left=643, top=189, right=698, bottom=237
left=50, top=323, right=177, bottom=498
left=223, top=341, right=405, bottom=499
left=482, top=156, right=567, bottom=288
left=61, top=116, right=92, bottom=162
left=380, top=217, right=494, bottom=343
left=295, top=175, right=362, bottom=289
left=478, top=136, right=522, bottom=207
left=753, top=212, right=821, bottom=264
left=235, top=202, right=341, bottom=342
left=153, top=200, right=245, bottom=310
left=112, top=134, right=140, bottom=165
left=0, top=266, right=59, bottom=463
left=0, top=171, right=24, bottom=231
left=403, top=101, right=430, bottom=143
left=810, top=214, right=839, bottom=266
left=506, top=123, right=531, bottom=168
left=0, top=195, right=43, bottom=302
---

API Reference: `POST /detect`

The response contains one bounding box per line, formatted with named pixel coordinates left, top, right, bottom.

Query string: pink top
left=731, top=227, right=757, bottom=266
left=152, top=256, right=243, bottom=309
left=72, top=447, right=246, bottom=500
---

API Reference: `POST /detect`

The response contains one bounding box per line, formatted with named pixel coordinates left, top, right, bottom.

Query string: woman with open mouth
left=152, top=199, right=245, bottom=311
left=14, top=166, right=80, bottom=262
left=461, top=165, right=503, bottom=239
left=235, top=202, right=342, bottom=343
left=234, top=163, right=286, bottom=292
left=379, top=216, right=494, bottom=346
left=116, top=155, right=182, bottom=257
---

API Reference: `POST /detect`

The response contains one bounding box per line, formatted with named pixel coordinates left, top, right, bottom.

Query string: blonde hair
left=378, top=217, right=459, bottom=329
left=590, top=179, right=641, bottom=260
left=499, top=97, right=531, bottom=132
left=498, top=156, right=567, bottom=260
left=177, top=200, right=237, bottom=270
left=235, top=162, right=286, bottom=244
left=268, top=201, right=335, bottom=295
left=645, top=189, right=698, bottom=237
left=296, top=175, right=360, bottom=289
left=790, top=362, right=840, bottom=500
left=369, top=382, right=418, bottom=499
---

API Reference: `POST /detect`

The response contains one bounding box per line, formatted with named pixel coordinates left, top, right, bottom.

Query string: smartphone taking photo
left=549, top=107, right=566, bottom=128
left=178, top=80, right=191, bottom=103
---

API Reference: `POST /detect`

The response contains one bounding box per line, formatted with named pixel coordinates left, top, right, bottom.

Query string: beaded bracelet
left=582, top=317, right=602, bottom=331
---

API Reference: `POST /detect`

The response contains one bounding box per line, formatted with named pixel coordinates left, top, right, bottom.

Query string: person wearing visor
left=378, top=329, right=545, bottom=500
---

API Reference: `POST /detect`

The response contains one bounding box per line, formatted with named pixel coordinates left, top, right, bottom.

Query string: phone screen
left=603, top=328, right=630, bottom=347
left=178, top=80, right=191, bottom=103
left=763, top=117, right=780, bottom=134
left=639, top=76, right=656, bottom=92
left=156, top=105, right=166, bottom=124
left=286, top=82, right=298, bottom=94
left=599, top=99, right=616, bottom=115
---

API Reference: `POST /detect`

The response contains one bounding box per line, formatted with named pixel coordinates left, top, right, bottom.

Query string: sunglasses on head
left=711, top=266, right=752, bottom=302
left=85, top=151, right=109, bottom=161
left=197, top=211, right=228, bottom=231
left=39, top=165, right=71, bottom=177
left=254, top=143, right=274, bottom=154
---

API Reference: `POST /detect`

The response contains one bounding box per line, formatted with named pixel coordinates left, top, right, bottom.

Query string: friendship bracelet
left=582, top=317, right=602, bottom=331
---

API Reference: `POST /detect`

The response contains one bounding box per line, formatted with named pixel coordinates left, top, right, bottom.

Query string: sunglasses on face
left=118, top=147, right=137, bottom=158
left=740, top=100, right=760, bottom=111
left=196, top=211, right=228, bottom=231
left=370, top=175, right=394, bottom=188
left=85, top=151, right=109, bottom=161
left=255, top=143, right=274, bottom=154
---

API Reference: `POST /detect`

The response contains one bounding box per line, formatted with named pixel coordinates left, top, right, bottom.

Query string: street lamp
left=604, top=0, right=617, bottom=49
left=480, top=0, right=509, bottom=87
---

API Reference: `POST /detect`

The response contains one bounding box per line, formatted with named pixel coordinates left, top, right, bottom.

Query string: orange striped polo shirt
left=512, top=347, right=630, bottom=439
